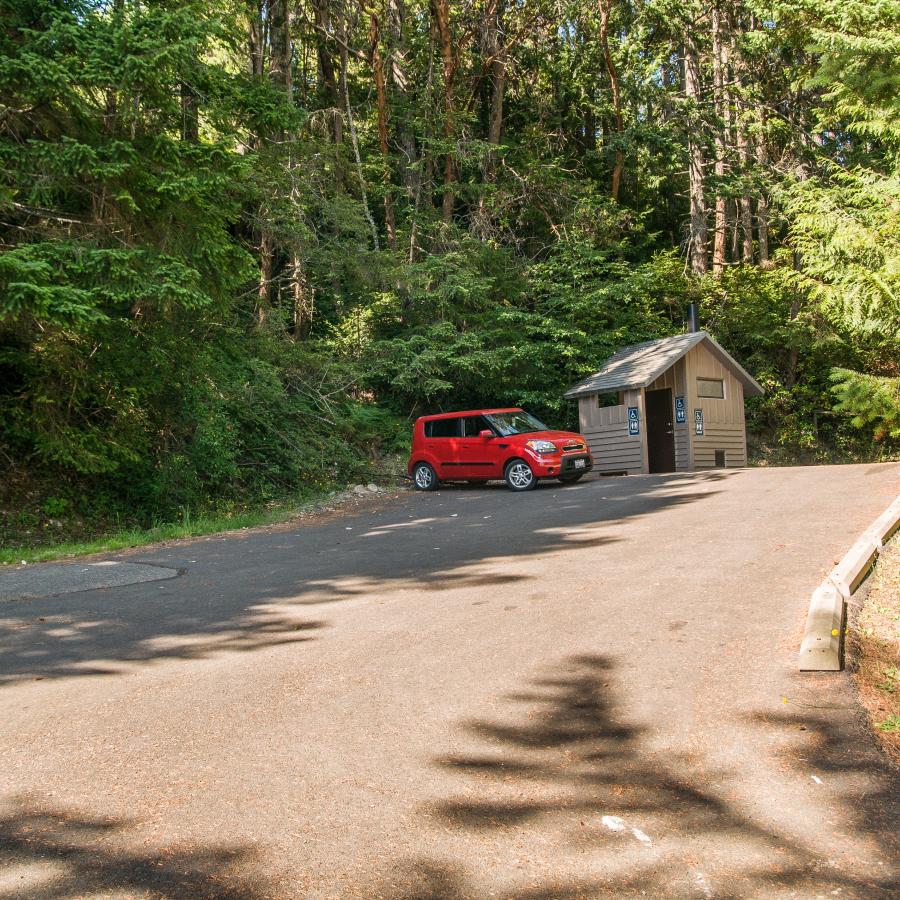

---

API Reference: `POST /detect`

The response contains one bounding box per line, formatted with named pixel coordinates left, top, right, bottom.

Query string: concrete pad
left=864, top=495, right=900, bottom=547
left=827, top=534, right=879, bottom=600
left=799, top=580, right=845, bottom=671
left=0, top=561, right=178, bottom=602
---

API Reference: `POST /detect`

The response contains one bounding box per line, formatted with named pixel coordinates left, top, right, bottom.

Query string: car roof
left=416, top=408, right=523, bottom=421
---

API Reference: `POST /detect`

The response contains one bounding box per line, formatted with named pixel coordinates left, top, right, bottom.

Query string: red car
left=407, top=408, right=593, bottom=492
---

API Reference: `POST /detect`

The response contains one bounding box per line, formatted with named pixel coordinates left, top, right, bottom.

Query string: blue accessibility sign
left=628, top=407, right=639, bottom=435
left=694, top=408, right=704, bottom=435
left=675, top=395, right=686, bottom=423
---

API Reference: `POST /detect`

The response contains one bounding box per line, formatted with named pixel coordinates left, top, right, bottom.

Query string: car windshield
left=483, top=410, right=548, bottom=436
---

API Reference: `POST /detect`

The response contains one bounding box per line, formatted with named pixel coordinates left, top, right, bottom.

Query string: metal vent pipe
left=687, top=303, right=699, bottom=333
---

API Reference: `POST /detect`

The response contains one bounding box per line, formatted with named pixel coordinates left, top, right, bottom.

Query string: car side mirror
left=479, top=429, right=494, bottom=439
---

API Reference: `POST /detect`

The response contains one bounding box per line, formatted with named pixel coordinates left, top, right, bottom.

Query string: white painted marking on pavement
left=601, top=815, right=652, bottom=846
left=694, top=871, right=713, bottom=898
left=380, top=518, right=437, bottom=529
left=631, top=826, right=652, bottom=846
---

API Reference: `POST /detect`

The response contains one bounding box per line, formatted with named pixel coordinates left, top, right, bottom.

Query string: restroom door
left=646, top=388, right=676, bottom=473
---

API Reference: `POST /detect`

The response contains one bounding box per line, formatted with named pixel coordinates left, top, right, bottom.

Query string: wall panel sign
left=675, top=395, right=686, bottom=424
left=628, top=407, right=640, bottom=435
left=694, top=408, right=704, bottom=435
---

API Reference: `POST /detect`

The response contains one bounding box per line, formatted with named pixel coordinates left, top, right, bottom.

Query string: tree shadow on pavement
left=0, top=611, right=325, bottom=686
left=749, top=703, right=900, bottom=884
left=364, top=655, right=898, bottom=899
left=0, top=799, right=261, bottom=899
left=0, top=472, right=730, bottom=687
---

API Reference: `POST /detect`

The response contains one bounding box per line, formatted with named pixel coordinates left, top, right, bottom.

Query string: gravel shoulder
left=850, top=534, right=900, bottom=765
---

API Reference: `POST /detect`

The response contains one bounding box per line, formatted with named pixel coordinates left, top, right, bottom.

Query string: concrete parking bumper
left=799, top=581, right=845, bottom=672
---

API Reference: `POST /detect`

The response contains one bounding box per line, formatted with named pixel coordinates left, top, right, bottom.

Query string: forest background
left=1, top=0, right=898, bottom=549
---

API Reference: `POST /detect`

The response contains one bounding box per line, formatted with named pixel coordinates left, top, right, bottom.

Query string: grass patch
left=850, top=534, right=900, bottom=765
left=0, top=488, right=354, bottom=566
left=1, top=453, right=409, bottom=566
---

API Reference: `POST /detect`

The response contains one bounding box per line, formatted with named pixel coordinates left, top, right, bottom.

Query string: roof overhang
left=564, top=331, right=764, bottom=399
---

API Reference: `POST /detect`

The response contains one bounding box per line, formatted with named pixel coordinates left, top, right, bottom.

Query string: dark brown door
left=646, top=388, right=676, bottom=473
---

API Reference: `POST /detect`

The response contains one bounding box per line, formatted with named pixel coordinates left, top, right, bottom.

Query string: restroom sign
left=694, top=408, right=704, bottom=435
left=675, top=395, right=686, bottom=424
left=628, top=407, right=640, bottom=436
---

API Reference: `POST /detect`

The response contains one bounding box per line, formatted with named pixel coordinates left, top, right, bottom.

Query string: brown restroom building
left=564, top=331, right=763, bottom=474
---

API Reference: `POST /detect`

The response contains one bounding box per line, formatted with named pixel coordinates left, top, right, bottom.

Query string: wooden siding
left=684, top=343, right=747, bottom=468
left=624, top=387, right=648, bottom=474
left=693, top=426, right=747, bottom=468
left=575, top=340, right=752, bottom=472
left=578, top=398, right=643, bottom=473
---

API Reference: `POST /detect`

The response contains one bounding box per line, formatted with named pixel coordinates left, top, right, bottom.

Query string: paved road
left=1, top=465, right=898, bottom=899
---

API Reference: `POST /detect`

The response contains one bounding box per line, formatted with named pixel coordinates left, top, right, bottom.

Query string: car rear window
left=424, top=418, right=460, bottom=438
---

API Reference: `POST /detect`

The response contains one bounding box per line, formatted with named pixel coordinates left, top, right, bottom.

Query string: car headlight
left=525, top=439, right=558, bottom=454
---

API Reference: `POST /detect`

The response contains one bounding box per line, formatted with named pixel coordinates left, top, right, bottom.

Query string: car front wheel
left=504, top=459, right=537, bottom=492
left=412, top=462, right=439, bottom=491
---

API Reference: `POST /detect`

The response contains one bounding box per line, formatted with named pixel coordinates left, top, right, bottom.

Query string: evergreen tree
left=1, top=0, right=897, bottom=543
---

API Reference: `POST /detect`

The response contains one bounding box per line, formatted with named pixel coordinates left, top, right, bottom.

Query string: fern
left=831, top=369, right=900, bottom=441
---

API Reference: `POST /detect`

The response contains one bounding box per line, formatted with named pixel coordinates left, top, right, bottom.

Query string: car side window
left=462, top=416, right=491, bottom=437
left=425, top=418, right=460, bottom=438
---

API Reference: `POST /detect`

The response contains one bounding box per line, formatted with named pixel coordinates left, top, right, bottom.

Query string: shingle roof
left=563, top=331, right=764, bottom=399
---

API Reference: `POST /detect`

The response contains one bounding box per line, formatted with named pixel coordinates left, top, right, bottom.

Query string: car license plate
left=574, top=459, right=585, bottom=469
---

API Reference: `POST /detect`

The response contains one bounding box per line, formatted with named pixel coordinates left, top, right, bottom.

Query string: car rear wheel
left=504, top=459, right=536, bottom=492
left=558, top=473, right=584, bottom=484
left=413, top=462, right=439, bottom=491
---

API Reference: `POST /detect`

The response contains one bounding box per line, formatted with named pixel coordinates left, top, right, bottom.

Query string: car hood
left=507, top=430, right=587, bottom=447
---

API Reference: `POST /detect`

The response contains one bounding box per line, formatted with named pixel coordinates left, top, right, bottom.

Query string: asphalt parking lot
left=1, top=464, right=898, bottom=898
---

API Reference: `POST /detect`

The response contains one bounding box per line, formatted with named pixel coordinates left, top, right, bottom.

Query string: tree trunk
left=268, top=0, right=292, bottom=101
left=711, top=6, right=727, bottom=275
left=311, top=0, right=343, bottom=146
left=785, top=255, right=803, bottom=387
left=258, top=228, right=273, bottom=324
left=104, top=0, right=124, bottom=136
left=597, top=0, right=624, bottom=201
left=339, top=13, right=380, bottom=250
left=756, top=108, right=772, bottom=268
left=431, top=0, right=456, bottom=222
left=408, top=41, right=435, bottom=263
left=684, top=36, right=708, bottom=274
left=290, top=252, right=314, bottom=339
left=369, top=11, right=397, bottom=249
left=249, top=0, right=270, bottom=320
left=473, top=0, right=505, bottom=238
left=180, top=82, right=199, bottom=142
left=485, top=0, right=505, bottom=178
left=248, top=0, right=266, bottom=79
left=736, top=125, right=753, bottom=261
left=730, top=198, right=739, bottom=259
left=254, top=0, right=294, bottom=324
left=387, top=0, right=418, bottom=198
left=732, top=25, right=753, bottom=262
